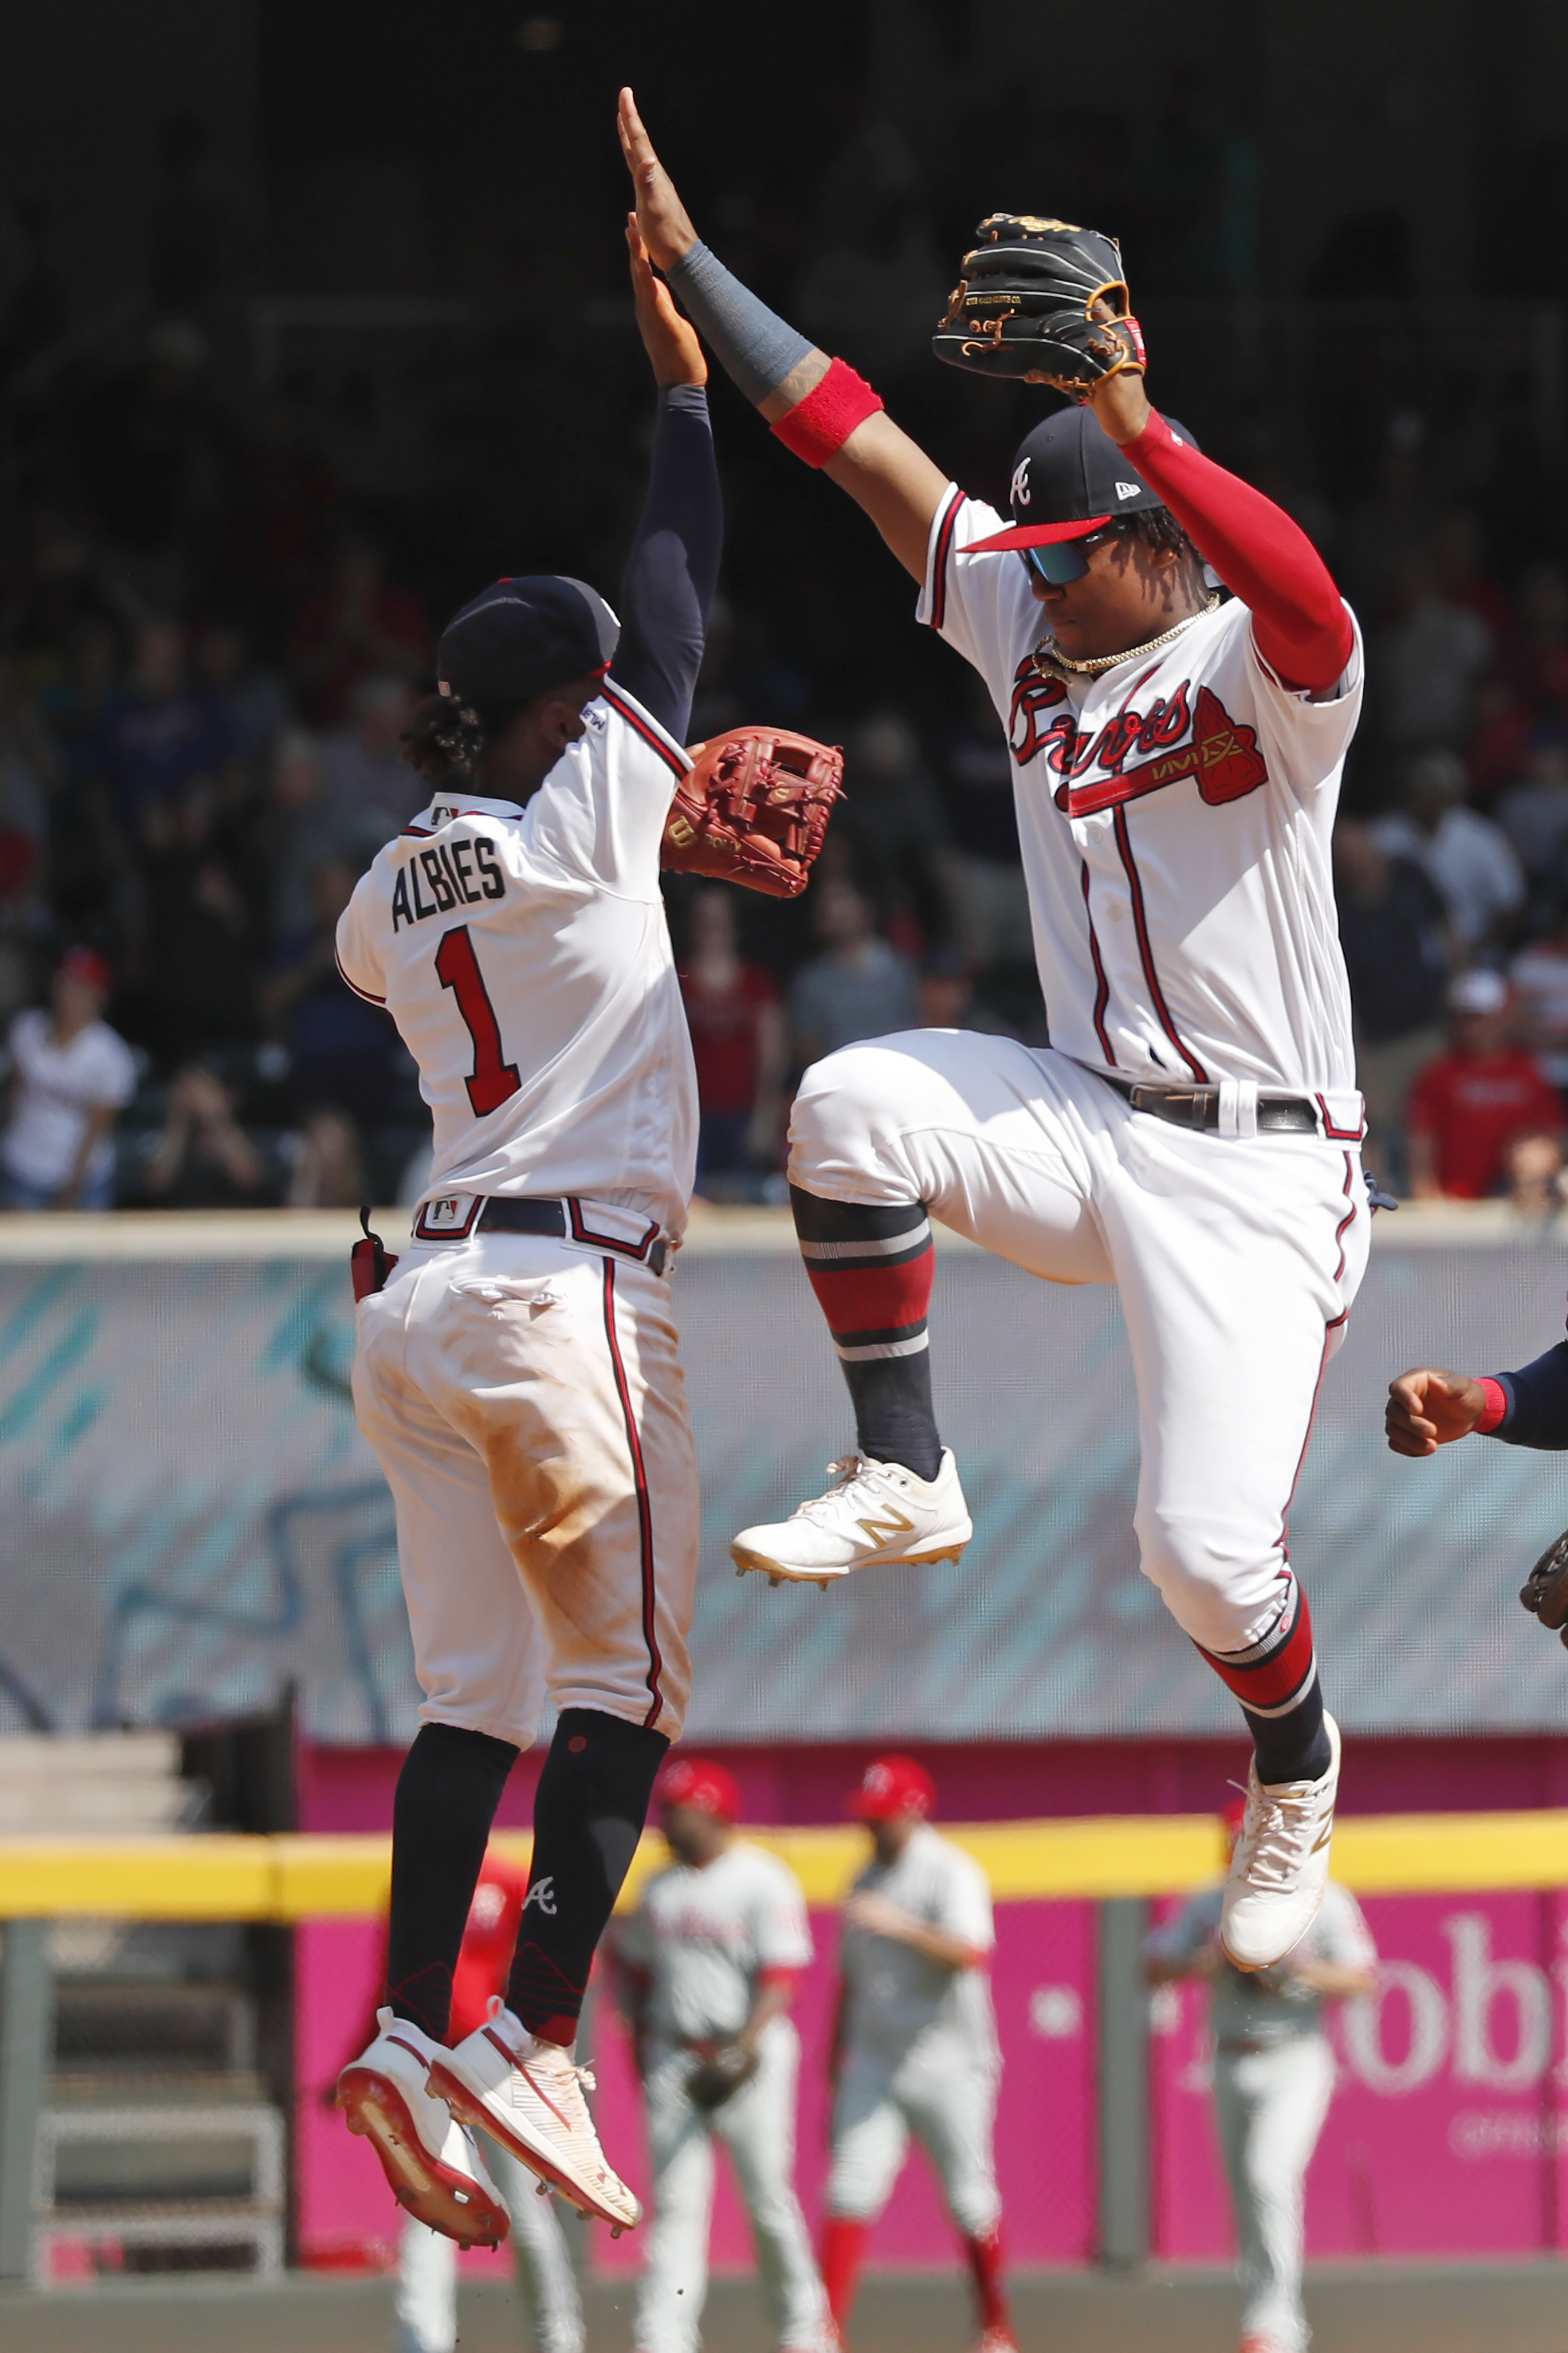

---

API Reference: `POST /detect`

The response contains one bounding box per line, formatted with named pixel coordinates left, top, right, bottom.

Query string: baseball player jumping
left=824, top=1759, right=1012, bottom=2353
left=615, top=1758, right=831, bottom=2353
left=622, top=93, right=1369, bottom=1968
left=334, top=225, right=720, bottom=2237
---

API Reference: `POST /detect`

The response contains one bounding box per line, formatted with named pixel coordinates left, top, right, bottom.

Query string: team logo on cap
left=1009, top=458, right=1032, bottom=508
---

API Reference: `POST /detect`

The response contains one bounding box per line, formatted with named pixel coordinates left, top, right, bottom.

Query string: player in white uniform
left=1146, top=1812, right=1377, bottom=2353
left=621, top=93, right=1367, bottom=1969
left=335, top=230, right=721, bottom=2241
left=615, top=1758, right=831, bottom=2353
left=821, top=1757, right=1012, bottom=2353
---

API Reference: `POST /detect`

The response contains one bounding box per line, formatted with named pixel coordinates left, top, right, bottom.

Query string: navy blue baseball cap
left=965, top=406, right=1199, bottom=553
left=436, top=574, right=619, bottom=706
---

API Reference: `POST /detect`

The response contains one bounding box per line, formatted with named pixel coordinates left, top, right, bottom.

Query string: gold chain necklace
left=1034, top=594, right=1220, bottom=679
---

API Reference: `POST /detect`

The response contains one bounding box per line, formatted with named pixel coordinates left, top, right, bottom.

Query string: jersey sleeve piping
left=599, top=678, right=694, bottom=778
left=335, top=948, right=386, bottom=1006
left=921, top=483, right=965, bottom=632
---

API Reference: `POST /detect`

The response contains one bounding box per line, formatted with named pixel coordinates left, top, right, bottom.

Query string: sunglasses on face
left=1018, top=528, right=1117, bottom=587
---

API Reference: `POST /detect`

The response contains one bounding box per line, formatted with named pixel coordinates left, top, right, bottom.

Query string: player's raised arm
left=609, top=222, right=722, bottom=743
left=618, top=86, right=946, bottom=582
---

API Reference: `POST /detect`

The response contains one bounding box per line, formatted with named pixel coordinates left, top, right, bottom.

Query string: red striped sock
left=1196, top=1574, right=1329, bottom=1784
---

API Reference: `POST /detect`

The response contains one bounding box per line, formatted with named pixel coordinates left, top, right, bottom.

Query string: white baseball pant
left=1213, top=2034, right=1336, bottom=2353
left=827, top=2049, right=1000, bottom=2238
left=395, top=2126, right=584, bottom=2353
left=790, top=1034, right=1370, bottom=1658
left=352, top=1230, right=699, bottom=1744
left=635, top=2021, right=830, bottom=2353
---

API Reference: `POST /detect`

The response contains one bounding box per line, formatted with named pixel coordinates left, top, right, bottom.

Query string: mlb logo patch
left=422, top=1195, right=470, bottom=1232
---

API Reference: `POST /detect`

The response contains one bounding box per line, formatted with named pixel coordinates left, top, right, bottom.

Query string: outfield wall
left=0, top=1206, right=1565, bottom=1745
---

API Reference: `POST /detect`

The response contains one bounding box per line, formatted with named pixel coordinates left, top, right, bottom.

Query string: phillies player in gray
left=335, top=226, right=719, bottom=2241
left=621, top=91, right=1366, bottom=1970
left=823, top=1757, right=1012, bottom=2353
left=1146, top=1810, right=1377, bottom=2353
left=615, top=1758, right=831, bottom=2353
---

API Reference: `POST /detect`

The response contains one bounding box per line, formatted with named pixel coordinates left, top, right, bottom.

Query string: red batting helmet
left=658, top=1757, right=742, bottom=1824
left=850, top=1755, right=936, bottom=1823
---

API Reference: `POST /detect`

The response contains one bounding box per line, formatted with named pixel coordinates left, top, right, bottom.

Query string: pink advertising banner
left=296, top=1887, right=1568, bottom=2276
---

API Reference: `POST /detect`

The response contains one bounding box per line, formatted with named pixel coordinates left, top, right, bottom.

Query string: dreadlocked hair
left=1117, top=509, right=1199, bottom=563
left=403, top=692, right=532, bottom=785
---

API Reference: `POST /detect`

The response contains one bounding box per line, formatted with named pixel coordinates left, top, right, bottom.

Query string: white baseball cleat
left=1221, top=1714, right=1342, bottom=1971
left=430, top=1999, right=642, bottom=2234
left=337, top=2007, right=509, bottom=2249
left=729, top=1449, right=973, bottom=1587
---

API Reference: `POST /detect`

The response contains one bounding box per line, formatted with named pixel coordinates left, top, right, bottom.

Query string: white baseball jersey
left=841, top=1825, right=997, bottom=2071
left=620, top=1840, right=813, bottom=2045
left=334, top=680, right=698, bottom=1238
left=919, top=488, right=1364, bottom=1100
left=1152, top=1876, right=1377, bottom=2046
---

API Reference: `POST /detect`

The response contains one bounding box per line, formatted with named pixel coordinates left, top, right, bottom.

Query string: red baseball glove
left=662, top=726, right=844, bottom=899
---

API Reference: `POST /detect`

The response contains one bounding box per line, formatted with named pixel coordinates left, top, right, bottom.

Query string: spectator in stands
left=839, top=710, right=954, bottom=953
left=1371, top=749, right=1524, bottom=958
left=136, top=781, right=259, bottom=1064
left=1372, top=556, right=1494, bottom=750
left=1502, top=1130, right=1566, bottom=1220
left=0, top=948, right=135, bottom=1211
left=788, top=876, right=919, bottom=1069
left=140, top=1059, right=274, bottom=1208
left=261, top=859, right=410, bottom=1127
left=940, top=679, right=1032, bottom=973
left=67, top=321, right=233, bottom=613
left=1334, top=820, right=1451, bottom=1190
left=266, top=729, right=340, bottom=945
left=191, top=620, right=292, bottom=788
left=99, top=619, right=236, bottom=840
left=318, top=672, right=424, bottom=853
left=678, top=885, right=785, bottom=1184
left=287, top=529, right=428, bottom=729
left=1495, top=727, right=1568, bottom=905
left=1407, top=970, right=1564, bottom=1201
left=285, top=1105, right=364, bottom=1209
left=1510, top=904, right=1568, bottom=1097
left=1427, top=508, right=1512, bottom=641
left=1508, top=561, right=1568, bottom=719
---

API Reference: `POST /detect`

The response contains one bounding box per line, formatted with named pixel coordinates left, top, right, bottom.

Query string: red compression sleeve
left=1122, top=409, right=1354, bottom=694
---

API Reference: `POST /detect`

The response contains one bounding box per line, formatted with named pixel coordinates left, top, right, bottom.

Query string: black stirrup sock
left=506, top=1707, right=670, bottom=2045
left=386, top=1722, right=519, bottom=2041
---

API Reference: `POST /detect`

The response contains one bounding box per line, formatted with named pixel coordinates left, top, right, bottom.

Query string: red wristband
left=770, top=356, right=883, bottom=467
left=1475, top=1378, right=1507, bottom=1435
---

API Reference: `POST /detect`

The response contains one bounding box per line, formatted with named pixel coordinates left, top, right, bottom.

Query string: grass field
left=2, top=2264, right=1567, bottom=2352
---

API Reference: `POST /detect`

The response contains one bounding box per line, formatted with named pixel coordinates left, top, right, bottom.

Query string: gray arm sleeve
left=667, top=242, right=815, bottom=406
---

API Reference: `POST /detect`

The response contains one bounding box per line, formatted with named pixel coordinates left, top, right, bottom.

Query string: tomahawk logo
left=1010, top=458, right=1032, bottom=508
left=523, top=1876, right=558, bottom=1917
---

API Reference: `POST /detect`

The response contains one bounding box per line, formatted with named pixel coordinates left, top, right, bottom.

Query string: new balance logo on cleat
left=730, top=1450, right=973, bottom=1587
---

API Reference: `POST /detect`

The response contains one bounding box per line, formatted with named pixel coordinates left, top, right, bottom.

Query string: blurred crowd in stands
left=2, top=100, right=1568, bottom=1213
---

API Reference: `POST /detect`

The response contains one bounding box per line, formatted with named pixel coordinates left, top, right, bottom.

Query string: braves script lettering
left=1008, top=659, right=1268, bottom=816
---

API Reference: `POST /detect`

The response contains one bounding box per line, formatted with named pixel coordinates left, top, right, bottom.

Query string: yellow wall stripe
left=6, top=1809, right=1568, bottom=1919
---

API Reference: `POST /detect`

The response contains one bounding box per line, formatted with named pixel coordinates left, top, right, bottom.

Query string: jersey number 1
left=435, top=927, right=521, bottom=1116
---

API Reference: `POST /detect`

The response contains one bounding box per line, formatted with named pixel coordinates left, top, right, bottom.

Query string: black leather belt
left=475, top=1194, right=668, bottom=1274
left=1099, top=1072, right=1318, bottom=1135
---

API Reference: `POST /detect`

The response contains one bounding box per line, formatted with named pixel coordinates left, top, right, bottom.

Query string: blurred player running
left=616, top=1759, right=831, bottom=2353
left=622, top=90, right=1368, bottom=1971
left=822, top=1759, right=1012, bottom=2353
left=335, top=224, right=720, bottom=2239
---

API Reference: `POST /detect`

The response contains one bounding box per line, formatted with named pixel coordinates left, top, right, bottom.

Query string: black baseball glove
left=1521, top=1529, right=1568, bottom=1647
left=932, top=213, right=1146, bottom=394
left=685, top=2042, right=758, bottom=2111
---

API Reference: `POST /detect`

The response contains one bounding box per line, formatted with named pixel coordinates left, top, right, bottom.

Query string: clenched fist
left=1385, top=1367, right=1488, bottom=1458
